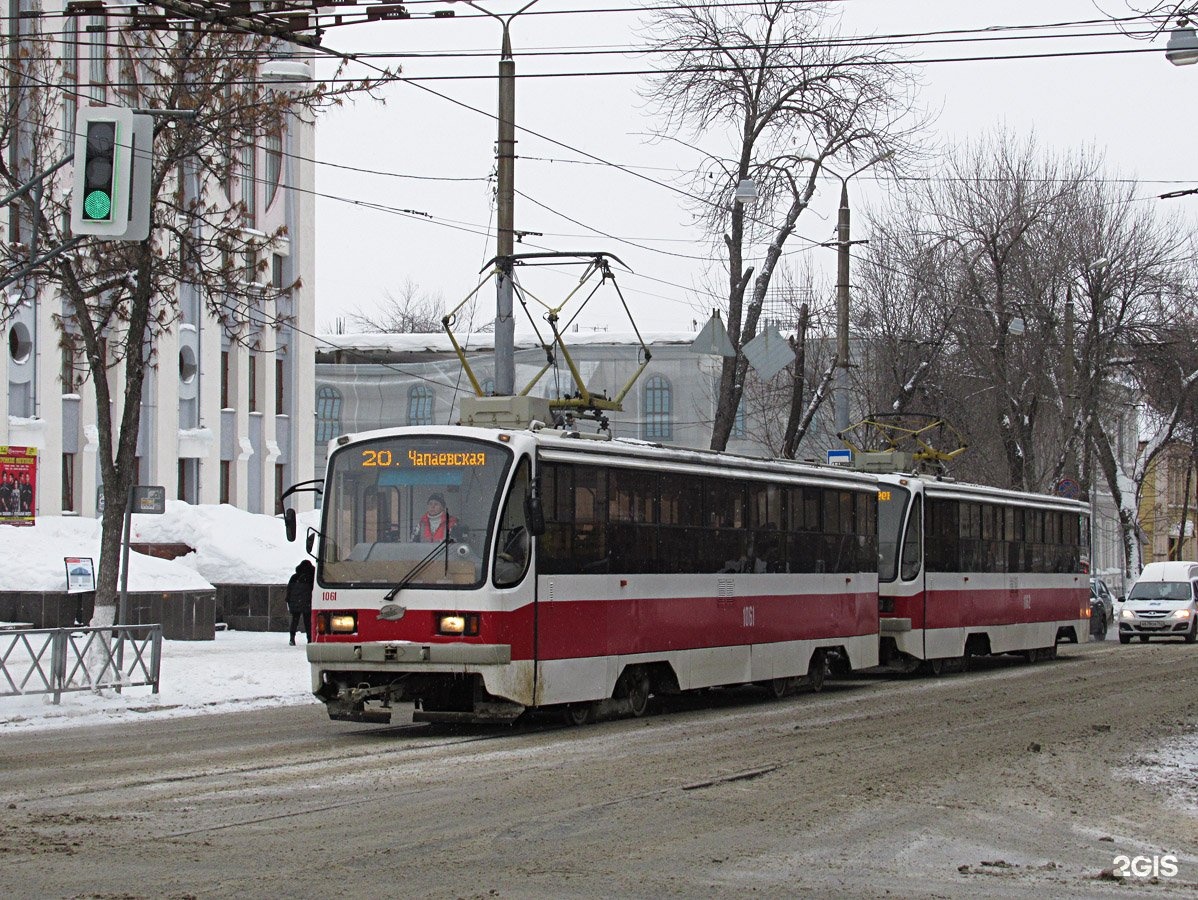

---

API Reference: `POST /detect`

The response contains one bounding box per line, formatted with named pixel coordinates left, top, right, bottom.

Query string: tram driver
left=412, top=493, right=459, bottom=543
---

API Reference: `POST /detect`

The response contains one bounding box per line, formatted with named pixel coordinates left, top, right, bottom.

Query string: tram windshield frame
left=319, top=435, right=513, bottom=590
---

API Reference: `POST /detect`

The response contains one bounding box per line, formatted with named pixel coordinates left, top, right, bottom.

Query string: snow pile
left=0, top=503, right=321, bottom=594
left=126, top=501, right=315, bottom=585
left=0, top=515, right=211, bottom=592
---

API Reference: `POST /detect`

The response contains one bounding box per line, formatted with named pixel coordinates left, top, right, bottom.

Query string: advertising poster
left=65, top=557, right=95, bottom=594
left=0, top=445, right=36, bottom=526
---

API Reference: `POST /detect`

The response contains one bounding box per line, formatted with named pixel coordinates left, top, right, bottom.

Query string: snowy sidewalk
left=0, top=629, right=313, bottom=732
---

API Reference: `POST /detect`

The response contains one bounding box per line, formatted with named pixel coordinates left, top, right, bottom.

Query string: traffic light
left=70, top=106, right=151, bottom=240
left=81, top=119, right=118, bottom=222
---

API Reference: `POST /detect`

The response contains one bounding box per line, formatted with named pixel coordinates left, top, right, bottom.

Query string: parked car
left=1118, top=562, right=1198, bottom=645
left=1089, top=578, right=1115, bottom=639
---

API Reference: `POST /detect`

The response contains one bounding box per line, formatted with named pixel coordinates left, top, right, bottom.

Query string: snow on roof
left=0, top=502, right=318, bottom=593
left=315, top=330, right=701, bottom=354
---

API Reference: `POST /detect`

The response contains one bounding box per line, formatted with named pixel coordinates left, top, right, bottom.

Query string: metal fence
left=0, top=625, right=162, bottom=703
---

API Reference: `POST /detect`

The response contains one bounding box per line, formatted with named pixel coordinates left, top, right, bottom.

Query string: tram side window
left=608, top=469, right=659, bottom=573
left=494, top=458, right=533, bottom=587
left=926, top=500, right=958, bottom=572
left=900, top=497, right=922, bottom=581
left=540, top=463, right=609, bottom=574
left=658, top=470, right=702, bottom=572
left=1063, top=513, right=1081, bottom=570
left=539, top=463, right=875, bottom=576
left=706, top=478, right=748, bottom=571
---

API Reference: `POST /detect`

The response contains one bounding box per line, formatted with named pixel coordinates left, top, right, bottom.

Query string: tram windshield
left=877, top=485, right=911, bottom=582
left=320, top=435, right=513, bottom=589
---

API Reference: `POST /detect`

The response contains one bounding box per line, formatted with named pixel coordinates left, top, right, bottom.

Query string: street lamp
left=449, top=0, right=540, bottom=396
left=824, top=151, right=893, bottom=435
left=1167, top=19, right=1198, bottom=66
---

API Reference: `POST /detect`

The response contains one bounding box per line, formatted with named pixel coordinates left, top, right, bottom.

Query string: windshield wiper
left=383, top=536, right=451, bottom=602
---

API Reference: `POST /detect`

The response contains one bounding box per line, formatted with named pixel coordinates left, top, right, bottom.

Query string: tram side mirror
left=306, top=528, right=317, bottom=555
left=524, top=495, right=545, bottom=537
left=284, top=508, right=297, bottom=543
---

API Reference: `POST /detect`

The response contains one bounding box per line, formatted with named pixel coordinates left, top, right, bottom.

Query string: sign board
left=65, top=557, right=95, bottom=594
left=1054, top=478, right=1081, bottom=500
left=827, top=448, right=854, bottom=466
left=0, top=446, right=37, bottom=526
left=742, top=328, right=793, bottom=381
left=691, top=313, right=736, bottom=358
left=133, top=485, right=166, bottom=514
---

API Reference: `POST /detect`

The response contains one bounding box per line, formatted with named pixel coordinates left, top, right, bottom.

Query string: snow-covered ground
left=0, top=502, right=321, bottom=731
left=0, top=629, right=313, bottom=731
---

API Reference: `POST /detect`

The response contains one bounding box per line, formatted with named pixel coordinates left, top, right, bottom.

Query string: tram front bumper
left=307, top=640, right=511, bottom=667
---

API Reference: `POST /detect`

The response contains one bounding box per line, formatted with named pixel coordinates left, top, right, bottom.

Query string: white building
left=2, top=4, right=316, bottom=517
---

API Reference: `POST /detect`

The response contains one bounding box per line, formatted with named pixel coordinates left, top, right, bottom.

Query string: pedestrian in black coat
left=285, top=560, right=315, bottom=645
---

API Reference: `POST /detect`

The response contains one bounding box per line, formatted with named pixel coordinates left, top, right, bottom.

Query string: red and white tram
left=289, top=425, right=1090, bottom=724
left=299, top=425, right=880, bottom=724
left=876, top=474, right=1090, bottom=673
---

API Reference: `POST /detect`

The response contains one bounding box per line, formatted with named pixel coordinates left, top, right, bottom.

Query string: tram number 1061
left=743, top=606, right=756, bottom=628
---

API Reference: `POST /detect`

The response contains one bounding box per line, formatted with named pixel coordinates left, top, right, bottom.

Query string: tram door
left=896, top=494, right=930, bottom=657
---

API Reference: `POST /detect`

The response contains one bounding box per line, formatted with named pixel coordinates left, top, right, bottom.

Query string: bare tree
left=0, top=19, right=394, bottom=627
left=348, top=279, right=445, bottom=333
left=855, top=130, right=1194, bottom=575
left=640, top=0, right=925, bottom=451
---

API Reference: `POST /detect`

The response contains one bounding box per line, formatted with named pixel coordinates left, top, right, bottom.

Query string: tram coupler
left=320, top=681, right=396, bottom=723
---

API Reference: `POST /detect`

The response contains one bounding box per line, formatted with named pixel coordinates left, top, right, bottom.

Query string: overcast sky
left=308, top=1, right=1194, bottom=336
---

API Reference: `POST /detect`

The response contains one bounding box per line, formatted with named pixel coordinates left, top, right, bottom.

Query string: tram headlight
left=329, top=613, right=357, bottom=634
left=437, top=612, right=480, bottom=636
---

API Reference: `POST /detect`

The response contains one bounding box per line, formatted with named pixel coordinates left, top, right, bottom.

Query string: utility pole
left=456, top=0, right=540, bottom=396
left=834, top=181, right=851, bottom=434
left=1063, top=289, right=1076, bottom=482
left=495, top=20, right=516, bottom=395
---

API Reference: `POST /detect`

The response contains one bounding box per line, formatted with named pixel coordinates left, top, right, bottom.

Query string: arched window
left=642, top=375, right=672, bottom=441
left=263, top=129, right=283, bottom=209
left=408, top=384, right=434, bottom=425
left=315, top=386, right=342, bottom=442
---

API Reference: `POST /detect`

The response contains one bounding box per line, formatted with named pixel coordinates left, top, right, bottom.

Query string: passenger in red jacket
left=412, top=493, right=458, bottom=543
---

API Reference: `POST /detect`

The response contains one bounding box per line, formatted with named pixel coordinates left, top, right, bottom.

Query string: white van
left=1119, top=561, right=1198, bottom=644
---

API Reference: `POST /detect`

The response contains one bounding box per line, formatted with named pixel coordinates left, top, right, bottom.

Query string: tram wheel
left=806, top=650, right=826, bottom=693
left=619, top=667, right=651, bottom=717
left=562, top=703, right=595, bottom=727
left=767, top=677, right=797, bottom=699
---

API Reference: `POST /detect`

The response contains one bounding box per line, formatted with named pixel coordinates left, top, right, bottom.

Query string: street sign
left=132, top=485, right=166, bottom=514
left=1054, top=478, right=1081, bottom=500
left=827, top=448, right=853, bottom=466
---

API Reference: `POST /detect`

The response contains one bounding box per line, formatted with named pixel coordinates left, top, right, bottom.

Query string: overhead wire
left=4, top=3, right=1191, bottom=323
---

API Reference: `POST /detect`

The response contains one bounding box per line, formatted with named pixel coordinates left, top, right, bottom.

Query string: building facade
left=2, top=4, right=316, bottom=517
left=1139, top=442, right=1198, bottom=565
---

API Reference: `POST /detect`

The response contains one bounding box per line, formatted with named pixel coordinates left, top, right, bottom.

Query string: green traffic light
left=83, top=190, right=112, bottom=221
